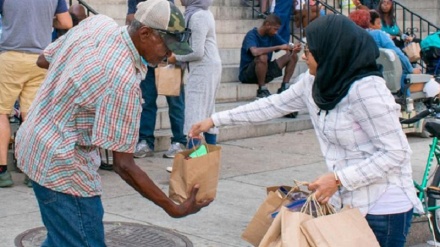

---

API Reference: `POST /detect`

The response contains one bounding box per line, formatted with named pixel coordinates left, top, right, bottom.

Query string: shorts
left=0, top=51, right=47, bottom=114
left=239, top=59, right=283, bottom=84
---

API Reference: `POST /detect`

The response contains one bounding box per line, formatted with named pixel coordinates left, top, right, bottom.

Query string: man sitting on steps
left=239, top=14, right=301, bottom=99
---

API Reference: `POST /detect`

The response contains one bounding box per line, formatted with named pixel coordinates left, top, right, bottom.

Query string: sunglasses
left=153, top=28, right=192, bottom=43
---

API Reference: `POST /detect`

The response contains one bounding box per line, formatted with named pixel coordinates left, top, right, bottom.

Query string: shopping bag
left=403, top=42, right=421, bottom=62
left=242, top=182, right=309, bottom=246
left=155, top=64, right=182, bottom=96
left=300, top=207, right=380, bottom=247
left=168, top=144, right=221, bottom=203
left=281, top=207, right=313, bottom=247
left=258, top=208, right=283, bottom=247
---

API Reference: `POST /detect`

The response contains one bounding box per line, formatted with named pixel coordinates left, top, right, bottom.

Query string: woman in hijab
left=168, top=0, right=221, bottom=148
left=188, top=14, right=423, bottom=246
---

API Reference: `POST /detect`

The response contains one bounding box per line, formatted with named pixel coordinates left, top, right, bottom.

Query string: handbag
left=168, top=143, right=222, bottom=203
left=403, top=42, right=421, bottom=62
left=155, top=64, right=182, bottom=96
left=300, top=195, right=380, bottom=247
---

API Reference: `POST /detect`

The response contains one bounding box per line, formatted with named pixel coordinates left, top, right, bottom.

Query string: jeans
left=139, top=66, right=186, bottom=150
left=188, top=133, right=217, bottom=149
left=32, top=182, right=106, bottom=247
left=365, top=208, right=413, bottom=247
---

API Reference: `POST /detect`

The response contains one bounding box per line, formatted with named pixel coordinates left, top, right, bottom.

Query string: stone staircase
left=79, top=0, right=312, bottom=151
left=75, top=0, right=438, bottom=151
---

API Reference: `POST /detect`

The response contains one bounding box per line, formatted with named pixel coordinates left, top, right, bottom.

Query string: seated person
left=239, top=14, right=300, bottom=98
left=294, top=0, right=320, bottom=29
left=349, top=9, right=421, bottom=95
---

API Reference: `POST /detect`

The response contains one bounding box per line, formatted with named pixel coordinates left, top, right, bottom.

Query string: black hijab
left=305, top=14, right=382, bottom=111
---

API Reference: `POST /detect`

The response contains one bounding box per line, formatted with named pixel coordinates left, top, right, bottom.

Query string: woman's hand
left=307, top=172, right=340, bottom=204
left=167, top=53, right=177, bottom=64
left=189, top=118, right=215, bottom=138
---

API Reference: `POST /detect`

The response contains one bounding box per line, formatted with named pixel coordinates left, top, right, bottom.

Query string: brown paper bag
left=241, top=184, right=308, bottom=246
left=403, top=42, right=421, bottom=62
left=155, top=65, right=182, bottom=96
left=242, top=191, right=285, bottom=247
left=168, top=144, right=221, bottom=203
left=258, top=209, right=282, bottom=247
left=281, top=208, right=313, bottom=247
left=300, top=207, right=380, bottom=247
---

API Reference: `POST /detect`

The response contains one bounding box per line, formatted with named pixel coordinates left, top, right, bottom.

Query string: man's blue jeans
left=139, top=66, right=186, bottom=150
left=365, top=208, right=413, bottom=247
left=32, top=182, right=106, bottom=247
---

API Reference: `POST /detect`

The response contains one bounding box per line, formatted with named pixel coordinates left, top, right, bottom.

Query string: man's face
left=138, top=27, right=171, bottom=67
left=265, top=23, right=281, bottom=36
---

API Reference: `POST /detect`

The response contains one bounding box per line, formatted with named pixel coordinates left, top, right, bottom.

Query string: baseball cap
left=134, top=0, right=192, bottom=55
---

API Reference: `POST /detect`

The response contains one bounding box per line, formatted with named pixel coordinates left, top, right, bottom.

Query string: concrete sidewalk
left=0, top=128, right=437, bottom=247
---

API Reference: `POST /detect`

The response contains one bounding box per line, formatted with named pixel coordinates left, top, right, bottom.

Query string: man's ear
left=138, top=26, right=153, bottom=42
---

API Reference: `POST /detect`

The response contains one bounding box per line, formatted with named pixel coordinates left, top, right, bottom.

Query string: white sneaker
left=134, top=140, right=153, bottom=158
left=163, top=142, right=184, bottom=159
left=166, top=166, right=173, bottom=173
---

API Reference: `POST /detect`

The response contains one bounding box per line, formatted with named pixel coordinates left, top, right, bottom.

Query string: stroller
left=421, top=31, right=440, bottom=81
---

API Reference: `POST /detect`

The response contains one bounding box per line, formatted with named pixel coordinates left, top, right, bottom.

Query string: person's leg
left=275, top=51, right=299, bottom=84
left=167, top=84, right=186, bottom=145
left=204, top=133, right=217, bottom=145
left=163, top=84, right=186, bottom=158
left=137, top=67, right=157, bottom=157
left=0, top=52, right=33, bottom=187
left=255, top=54, right=269, bottom=88
left=33, top=182, right=106, bottom=247
left=365, top=209, right=413, bottom=247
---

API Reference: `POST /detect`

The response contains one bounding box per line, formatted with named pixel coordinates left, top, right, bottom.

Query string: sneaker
left=134, top=140, right=153, bottom=158
left=24, top=175, right=32, bottom=188
left=0, top=171, right=14, bottom=187
left=166, top=167, right=173, bottom=173
left=256, top=88, right=271, bottom=99
left=163, top=142, right=184, bottom=159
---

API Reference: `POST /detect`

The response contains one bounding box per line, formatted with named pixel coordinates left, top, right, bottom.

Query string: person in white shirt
left=189, top=14, right=423, bottom=247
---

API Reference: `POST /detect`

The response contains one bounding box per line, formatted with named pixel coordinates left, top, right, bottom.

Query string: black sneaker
left=284, top=112, right=298, bottom=118
left=256, top=88, right=271, bottom=98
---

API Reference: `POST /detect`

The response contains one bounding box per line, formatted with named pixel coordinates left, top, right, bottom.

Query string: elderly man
left=15, top=0, right=211, bottom=246
left=0, top=0, right=72, bottom=188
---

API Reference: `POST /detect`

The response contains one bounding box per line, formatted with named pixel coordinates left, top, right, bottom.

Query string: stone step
left=216, top=19, right=258, bottom=34
left=217, top=33, right=246, bottom=48
left=151, top=112, right=312, bottom=152
left=219, top=48, right=241, bottom=65
left=210, top=6, right=254, bottom=20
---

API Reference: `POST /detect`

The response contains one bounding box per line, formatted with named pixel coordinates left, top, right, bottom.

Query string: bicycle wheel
left=428, top=166, right=440, bottom=240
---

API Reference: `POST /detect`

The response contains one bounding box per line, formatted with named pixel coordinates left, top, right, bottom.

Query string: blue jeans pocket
left=33, top=182, right=57, bottom=205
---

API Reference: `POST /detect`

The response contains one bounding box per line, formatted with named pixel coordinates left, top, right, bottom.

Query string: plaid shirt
left=212, top=72, right=424, bottom=215
left=16, top=15, right=146, bottom=197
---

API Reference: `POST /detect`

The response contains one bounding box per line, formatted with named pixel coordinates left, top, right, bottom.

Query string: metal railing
left=69, top=0, right=98, bottom=16
left=247, top=0, right=439, bottom=44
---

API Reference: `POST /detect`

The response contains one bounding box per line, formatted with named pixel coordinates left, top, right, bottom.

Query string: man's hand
left=307, top=172, right=339, bottom=204
left=169, top=185, right=213, bottom=218
left=113, top=152, right=212, bottom=218
left=189, top=118, right=214, bottom=138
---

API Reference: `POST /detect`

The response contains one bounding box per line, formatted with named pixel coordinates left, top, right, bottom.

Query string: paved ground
left=1, top=128, right=438, bottom=247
